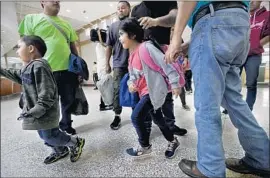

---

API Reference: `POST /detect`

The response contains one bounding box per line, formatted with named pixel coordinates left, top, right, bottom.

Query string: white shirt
left=95, top=43, right=107, bottom=78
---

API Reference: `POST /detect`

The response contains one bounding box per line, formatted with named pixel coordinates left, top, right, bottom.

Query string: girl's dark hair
left=119, top=17, right=144, bottom=43
left=21, top=35, right=47, bottom=57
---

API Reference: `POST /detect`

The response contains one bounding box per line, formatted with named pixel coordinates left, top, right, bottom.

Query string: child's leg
left=37, top=128, right=85, bottom=163
left=162, top=93, right=188, bottom=135
left=180, top=88, right=187, bottom=106
left=152, top=108, right=180, bottom=159
left=130, top=95, right=153, bottom=147
left=152, top=109, right=174, bottom=142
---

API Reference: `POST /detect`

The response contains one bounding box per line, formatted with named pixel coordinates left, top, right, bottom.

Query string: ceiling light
left=84, top=16, right=89, bottom=19
left=66, top=9, right=71, bottom=12
left=109, top=3, right=114, bottom=7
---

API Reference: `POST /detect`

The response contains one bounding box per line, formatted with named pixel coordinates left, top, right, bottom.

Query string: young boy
left=0, top=35, right=85, bottom=164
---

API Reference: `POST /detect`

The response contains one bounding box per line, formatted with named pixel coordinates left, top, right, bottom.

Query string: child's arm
left=0, top=67, right=22, bottom=84
left=26, top=64, right=57, bottom=119
left=145, top=42, right=180, bottom=89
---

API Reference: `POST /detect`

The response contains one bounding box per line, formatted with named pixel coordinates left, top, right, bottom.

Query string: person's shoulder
left=24, top=13, right=43, bottom=21
left=32, top=59, right=52, bottom=71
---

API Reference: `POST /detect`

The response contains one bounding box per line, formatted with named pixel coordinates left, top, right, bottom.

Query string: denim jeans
left=38, top=128, right=71, bottom=153
left=189, top=7, right=269, bottom=177
left=162, top=92, right=177, bottom=130
left=240, top=55, right=262, bottom=111
left=131, top=94, right=174, bottom=147
left=53, top=70, right=79, bottom=130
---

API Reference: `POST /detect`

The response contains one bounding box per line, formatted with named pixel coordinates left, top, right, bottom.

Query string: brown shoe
left=179, top=159, right=207, bottom=178
left=226, top=158, right=270, bottom=177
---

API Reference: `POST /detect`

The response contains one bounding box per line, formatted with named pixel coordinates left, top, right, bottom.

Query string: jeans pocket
left=211, top=24, right=250, bottom=65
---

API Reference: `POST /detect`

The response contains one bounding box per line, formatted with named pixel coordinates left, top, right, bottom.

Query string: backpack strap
left=138, top=42, right=166, bottom=78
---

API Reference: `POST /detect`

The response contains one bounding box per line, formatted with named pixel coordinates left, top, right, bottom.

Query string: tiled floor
left=1, top=86, right=269, bottom=177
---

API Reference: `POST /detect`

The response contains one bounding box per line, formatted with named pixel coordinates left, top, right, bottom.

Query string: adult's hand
left=165, top=39, right=183, bottom=64
left=138, top=17, right=159, bottom=29
left=105, top=64, right=112, bottom=74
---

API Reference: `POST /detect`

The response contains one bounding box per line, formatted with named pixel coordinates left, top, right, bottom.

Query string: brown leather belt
left=192, top=1, right=248, bottom=28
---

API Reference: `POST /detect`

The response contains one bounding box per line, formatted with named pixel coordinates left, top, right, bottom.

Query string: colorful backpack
left=138, top=41, right=186, bottom=88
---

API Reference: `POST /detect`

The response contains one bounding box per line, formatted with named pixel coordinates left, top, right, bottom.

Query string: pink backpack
left=139, top=43, right=186, bottom=88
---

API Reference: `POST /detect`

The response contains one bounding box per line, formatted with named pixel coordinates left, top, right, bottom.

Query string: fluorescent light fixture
left=66, top=9, right=71, bottom=12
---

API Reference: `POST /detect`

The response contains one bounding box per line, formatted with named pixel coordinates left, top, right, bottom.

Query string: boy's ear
left=28, top=45, right=35, bottom=54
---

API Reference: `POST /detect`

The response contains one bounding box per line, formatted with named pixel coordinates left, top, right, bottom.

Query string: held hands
left=105, top=64, right=112, bottom=74
left=165, top=40, right=190, bottom=64
left=172, top=87, right=181, bottom=98
left=128, top=83, right=138, bottom=93
left=138, top=17, right=159, bottom=29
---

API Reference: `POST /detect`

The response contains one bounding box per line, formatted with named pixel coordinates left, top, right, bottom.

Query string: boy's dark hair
left=118, top=1, right=131, bottom=8
left=21, top=35, right=47, bottom=57
left=120, top=17, right=144, bottom=43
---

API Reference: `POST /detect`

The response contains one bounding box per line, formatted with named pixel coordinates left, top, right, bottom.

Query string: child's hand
left=128, top=83, right=138, bottom=93
left=172, top=88, right=181, bottom=98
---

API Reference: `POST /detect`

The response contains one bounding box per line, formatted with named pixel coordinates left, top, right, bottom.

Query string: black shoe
left=64, top=127, right=77, bottom=135
left=165, top=137, right=180, bottom=159
left=226, top=158, right=270, bottom=177
left=44, top=147, right=69, bottom=164
left=100, top=105, right=113, bottom=111
left=172, top=126, right=187, bottom=136
left=182, top=105, right=191, bottom=111
left=179, top=159, right=207, bottom=178
left=222, top=109, right=228, bottom=114
left=110, top=116, right=121, bottom=130
left=70, top=137, right=85, bottom=162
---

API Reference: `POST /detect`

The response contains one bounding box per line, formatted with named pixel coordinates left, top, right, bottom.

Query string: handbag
left=44, top=15, right=89, bottom=80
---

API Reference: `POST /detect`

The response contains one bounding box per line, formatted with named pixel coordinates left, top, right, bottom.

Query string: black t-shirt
left=131, top=1, right=177, bottom=45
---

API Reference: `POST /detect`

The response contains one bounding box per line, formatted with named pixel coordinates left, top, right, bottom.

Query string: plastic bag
left=96, top=74, right=114, bottom=106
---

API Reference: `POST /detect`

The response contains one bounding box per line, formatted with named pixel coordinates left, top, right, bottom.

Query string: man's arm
left=165, top=2, right=197, bottom=63
left=105, top=25, right=115, bottom=73
left=156, top=9, right=178, bottom=27
left=260, top=36, right=270, bottom=47
left=70, top=42, right=79, bottom=56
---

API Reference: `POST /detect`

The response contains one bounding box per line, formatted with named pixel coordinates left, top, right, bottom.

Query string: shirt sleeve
left=68, top=23, right=78, bottom=42
left=27, top=64, right=57, bottom=118
left=131, top=5, right=138, bottom=18
left=0, top=67, right=22, bottom=84
left=145, top=42, right=180, bottom=89
left=167, top=1, right=178, bottom=12
left=106, top=24, right=115, bottom=47
left=261, top=11, right=270, bottom=39
left=18, top=14, right=34, bottom=36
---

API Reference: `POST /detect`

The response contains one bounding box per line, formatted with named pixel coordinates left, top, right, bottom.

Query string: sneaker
left=172, top=126, right=187, bottom=136
left=100, top=105, right=113, bottom=111
left=70, top=137, right=85, bottom=162
left=165, top=137, right=180, bottom=159
left=126, top=144, right=152, bottom=157
left=110, top=116, right=121, bottom=130
left=44, top=147, right=69, bottom=164
left=222, top=109, right=228, bottom=114
left=64, top=127, right=77, bottom=135
left=182, top=105, right=191, bottom=111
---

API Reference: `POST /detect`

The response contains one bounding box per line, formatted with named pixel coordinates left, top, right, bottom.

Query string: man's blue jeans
left=189, top=7, right=269, bottom=177
left=240, top=55, right=262, bottom=111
